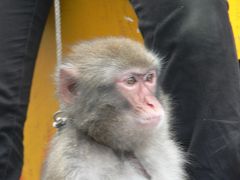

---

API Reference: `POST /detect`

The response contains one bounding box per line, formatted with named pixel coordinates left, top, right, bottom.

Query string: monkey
left=41, top=37, right=186, bottom=180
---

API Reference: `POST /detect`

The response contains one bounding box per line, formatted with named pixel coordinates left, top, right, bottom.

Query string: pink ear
left=59, top=66, right=78, bottom=104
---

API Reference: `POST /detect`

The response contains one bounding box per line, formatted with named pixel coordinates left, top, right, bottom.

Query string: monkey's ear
left=58, top=64, right=79, bottom=104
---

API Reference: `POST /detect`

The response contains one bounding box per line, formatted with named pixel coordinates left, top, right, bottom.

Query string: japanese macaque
left=42, top=37, right=186, bottom=180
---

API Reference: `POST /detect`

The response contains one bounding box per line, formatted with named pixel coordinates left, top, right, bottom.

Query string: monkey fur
left=42, top=37, right=186, bottom=180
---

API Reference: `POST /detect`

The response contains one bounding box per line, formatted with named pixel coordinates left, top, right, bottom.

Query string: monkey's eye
left=126, top=76, right=137, bottom=85
left=145, top=73, right=154, bottom=82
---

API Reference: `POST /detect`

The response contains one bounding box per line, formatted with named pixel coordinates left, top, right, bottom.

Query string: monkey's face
left=115, top=68, right=165, bottom=128
left=72, top=68, right=167, bottom=151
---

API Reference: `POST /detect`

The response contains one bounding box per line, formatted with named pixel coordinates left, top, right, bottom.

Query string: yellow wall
left=22, top=1, right=240, bottom=180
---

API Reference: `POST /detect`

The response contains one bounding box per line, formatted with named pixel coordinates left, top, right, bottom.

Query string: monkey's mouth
left=139, top=115, right=161, bottom=128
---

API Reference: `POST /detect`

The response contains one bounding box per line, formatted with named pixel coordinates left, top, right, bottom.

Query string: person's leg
left=0, top=0, right=52, bottom=179
left=131, top=0, right=240, bottom=179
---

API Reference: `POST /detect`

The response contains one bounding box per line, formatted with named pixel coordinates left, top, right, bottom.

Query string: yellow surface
left=22, top=0, right=239, bottom=180
left=22, top=1, right=141, bottom=180
left=21, top=9, right=57, bottom=180
left=229, top=0, right=240, bottom=59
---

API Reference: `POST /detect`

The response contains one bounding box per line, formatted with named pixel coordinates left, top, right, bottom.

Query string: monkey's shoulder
left=44, top=130, right=148, bottom=179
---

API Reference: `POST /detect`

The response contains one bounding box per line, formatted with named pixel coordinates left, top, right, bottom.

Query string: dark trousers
left=0, top=0, right=239, bottom=180
left=0, top=1, right=52, bottom=179
left=130, top=0, right=240, bottom=179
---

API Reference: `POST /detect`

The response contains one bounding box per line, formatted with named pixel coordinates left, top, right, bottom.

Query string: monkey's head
left=57, top=37, right=169, bottom=151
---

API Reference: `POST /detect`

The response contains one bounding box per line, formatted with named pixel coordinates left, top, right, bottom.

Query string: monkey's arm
left=134, top=131, right=186, bottom=180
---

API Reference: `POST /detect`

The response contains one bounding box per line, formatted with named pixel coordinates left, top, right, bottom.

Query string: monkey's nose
left=144, top=95, right=160, bottom=110
left=146, top=102, right=154, bottom=108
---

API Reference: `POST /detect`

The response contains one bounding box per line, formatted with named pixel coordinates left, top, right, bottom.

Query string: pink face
left=116, top=69, right=164, bottom=128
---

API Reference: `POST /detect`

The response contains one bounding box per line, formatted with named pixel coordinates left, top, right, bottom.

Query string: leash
left=53, top=0, right=64, bottom=128
left=54, top=0, right=63, bottom=67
